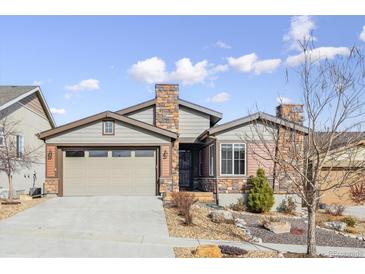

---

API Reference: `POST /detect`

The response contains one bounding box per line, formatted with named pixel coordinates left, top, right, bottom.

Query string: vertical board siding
left=179, top=106, right=210, bottom=138
left=126, top=106, right=155, bottom=125
left=160, top=144, right=171, bottom=177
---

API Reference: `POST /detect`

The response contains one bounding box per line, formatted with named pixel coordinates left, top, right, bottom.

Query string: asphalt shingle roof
left=0, top=86, right=37, bottom=107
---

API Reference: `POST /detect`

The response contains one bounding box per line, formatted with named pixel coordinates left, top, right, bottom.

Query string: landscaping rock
left=194, top=245, right=222, bottom=258
left=251, top=236, right=263, bottom=243
left=324, top=221, right=347, bottom=232
left=264, top=221, right=291, bottom=234
left=209, top=210, right=234, bottom=224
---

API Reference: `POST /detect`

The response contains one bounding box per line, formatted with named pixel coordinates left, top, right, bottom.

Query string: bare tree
left=0, top=116, right=42, bottom=202
left=242, top=40, right=365, bottom=256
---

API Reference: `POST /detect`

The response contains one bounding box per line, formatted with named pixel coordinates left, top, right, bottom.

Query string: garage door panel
left=63, top=149, right=156, bottom=196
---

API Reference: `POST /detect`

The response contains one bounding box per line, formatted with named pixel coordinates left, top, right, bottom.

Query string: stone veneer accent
left=193, top=178, right=216, bottom=192
left=155, top=84, right=179, bottom=192
left=275, top=104, right=304, bottom=192
left=44, top=178, right=59, bottom=194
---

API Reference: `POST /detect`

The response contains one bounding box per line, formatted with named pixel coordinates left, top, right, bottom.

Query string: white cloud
left=359, top=26, right=365, bottom=42
left=214, top=40, right=231, bottom=49
left=276, top=96, right=292, bottom=104
left=50, top=108, right=66, bottom=115
left=32, top=80, right=42, bottom=85
left=286, top=47, right=351, bottom=66
left=210, top=64, right=229, bottom=73
left=253, top=59, right=282, bottom=75
left=170, top=58, right=209, bottom=86
left=228, top=53, right=257, bottom=73
left=129, top=57, right=168, bottom=84
left=228, top=53, right=281, bottom=74
left=283, top=15, right=316, bottom=51
left=65, top=79, right=100, bottom=92
left=207, top=92, right=230, bottom=103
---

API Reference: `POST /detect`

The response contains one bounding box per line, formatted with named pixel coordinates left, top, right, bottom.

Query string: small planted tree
left=0, top=116, right=41, bottom=202
left=247, top=168, right=275, bottom=213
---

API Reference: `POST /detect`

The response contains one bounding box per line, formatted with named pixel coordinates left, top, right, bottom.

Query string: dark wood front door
left=179, top=150, right=192, bottom=188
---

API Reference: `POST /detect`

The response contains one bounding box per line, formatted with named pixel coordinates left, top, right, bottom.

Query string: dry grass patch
left=0, top=197, right=47, bottom=220
left=316, top=212, right=365, bottom=236
left=173, top=247, right=279, bottom=258
left=165, top=205, right=250, bottom=241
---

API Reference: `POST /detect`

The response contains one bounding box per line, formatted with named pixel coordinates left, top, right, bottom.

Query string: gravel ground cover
left=173, top=247, right=280, bottom=258
left=0, top=197, right=47, bottom=220
left=165, top=205, right=250, bottom=241
left=240, top=213, right=365, bottom=248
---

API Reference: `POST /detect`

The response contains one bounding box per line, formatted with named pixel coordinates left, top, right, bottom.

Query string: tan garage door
left=63, top=149, right=156, bottom=196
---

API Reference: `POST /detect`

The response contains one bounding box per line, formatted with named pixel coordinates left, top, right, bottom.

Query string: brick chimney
left=276, top=104, right=304, bottom=125
left=155, top=84, right=179, bottom=133
left=155, top=84, right=179, bottom=193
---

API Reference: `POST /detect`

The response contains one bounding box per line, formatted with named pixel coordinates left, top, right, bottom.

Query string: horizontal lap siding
left=215, top=122, right=275, bottom=141
left=247, top=142, right=275, bottom=177
left=126, top=106, right=154, bottom=125
left=179, top=106, right=210, bottom=139
left=46, top=120, right=170, bottom=144
left=19, top=93, right=48, bottom=119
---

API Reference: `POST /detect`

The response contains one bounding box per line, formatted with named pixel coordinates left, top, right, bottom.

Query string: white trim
left=220, top=143, right=247, bottom=176
left=208, top=144, right=214, bottom=176
left=0, top=87, right=56, bottom=128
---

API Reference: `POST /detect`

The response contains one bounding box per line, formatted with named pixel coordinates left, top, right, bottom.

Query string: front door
left=179, top=150, right=192, bottom=189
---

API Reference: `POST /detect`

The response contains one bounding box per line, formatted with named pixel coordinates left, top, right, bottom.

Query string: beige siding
left=126, top=106, right=154, bottom=125
left=0, top=101, right=53, bottom=191
left=179, top=106, right=210, bottom=138
left=46, top=120, right=170, bottom=144
left=215, top=122, right=275, bottom=141
left=19, top=93, right=48, bottom=119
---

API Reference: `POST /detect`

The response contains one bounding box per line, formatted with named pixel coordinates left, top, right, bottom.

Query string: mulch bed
left=173, top=247, right=280, bottom=258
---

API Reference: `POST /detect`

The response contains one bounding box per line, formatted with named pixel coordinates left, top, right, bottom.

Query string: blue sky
left=0, top=16, right=365, bottom=125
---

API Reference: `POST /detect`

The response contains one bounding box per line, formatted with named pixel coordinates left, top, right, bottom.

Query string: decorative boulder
left=324, top=221, right=347, bottom=232
left=194, top=245, right=222, bottom=258
left=264, top=221, right=291, bottom=234
left=209, top=210, right=234, bottom=224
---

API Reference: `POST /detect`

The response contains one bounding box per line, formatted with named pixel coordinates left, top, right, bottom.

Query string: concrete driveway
left=0, top=196, right=174, bottom=257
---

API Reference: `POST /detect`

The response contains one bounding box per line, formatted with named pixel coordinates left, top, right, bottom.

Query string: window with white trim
left=103, top=120, right=114, bottom=135
left=16, top=135, right=24, bottom=158
left=220, top=144, right=246, bottom=175
left=209, top=144, right=215, bottom=176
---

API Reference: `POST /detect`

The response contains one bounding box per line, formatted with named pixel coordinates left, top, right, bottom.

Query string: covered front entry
left=63, top=148, right=157, bottom=196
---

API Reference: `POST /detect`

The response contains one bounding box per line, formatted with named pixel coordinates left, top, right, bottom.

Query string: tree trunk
left=7, top=174, right=14, bottom=201
left=307, top=204, right=317, bottom=256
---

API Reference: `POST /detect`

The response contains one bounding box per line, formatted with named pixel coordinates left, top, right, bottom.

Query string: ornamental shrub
left=247, top=168, right=275, bottom=213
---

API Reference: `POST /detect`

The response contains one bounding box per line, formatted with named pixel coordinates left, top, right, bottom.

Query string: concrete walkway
left=0, top=196, right=174, bottom=257
left=344, top=206, right=365, bottom=221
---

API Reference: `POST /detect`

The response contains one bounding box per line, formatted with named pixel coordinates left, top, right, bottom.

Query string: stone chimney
left=155, top=84, right=180, bottom=193
left=276, top=104, right=304, bottom=125
left=155, top=84, right=179, bottom=133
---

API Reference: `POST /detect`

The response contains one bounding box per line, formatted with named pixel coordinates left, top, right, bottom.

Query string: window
left=65, top=150, right=85, bottom=157
left=135, top=150, right=154, bottom=157
left=220, top=144, right=246, bottom=175
left=0, top=128, right=4, bottom=146
left=89, top=150, right=108, bottom=157
left=198, top=150, right=202, bottom=176
left=112, top=150, right=131, bottom=157
left=103, top=120, right=114, bottom=135
left=16, top=135, right=24, bottom=158
left=209, top=145, right=215, bottom=176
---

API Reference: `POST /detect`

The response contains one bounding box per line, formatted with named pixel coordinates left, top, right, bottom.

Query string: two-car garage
left=62, top=148, right=157, bottom=196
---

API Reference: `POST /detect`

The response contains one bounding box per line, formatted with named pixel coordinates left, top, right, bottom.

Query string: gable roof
left=38, top=111, right=177, bottom=140
left=117, top=98, right=222, bottom=125
left=199, top=112, right=309, bottom=139
left=0, top=85, right=56, bottom=128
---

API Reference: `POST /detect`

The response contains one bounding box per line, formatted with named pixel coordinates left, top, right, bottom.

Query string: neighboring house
left=0, top=86, right=55, bottom=196
left=319, top=133, right=365, bottom=206
left=38, top=84, right=307, bottom=208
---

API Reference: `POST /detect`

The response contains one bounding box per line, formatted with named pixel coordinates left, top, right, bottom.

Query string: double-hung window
left=103, top=120, right=114, bottom=135
left=220, top=144, right=246, bottom=175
